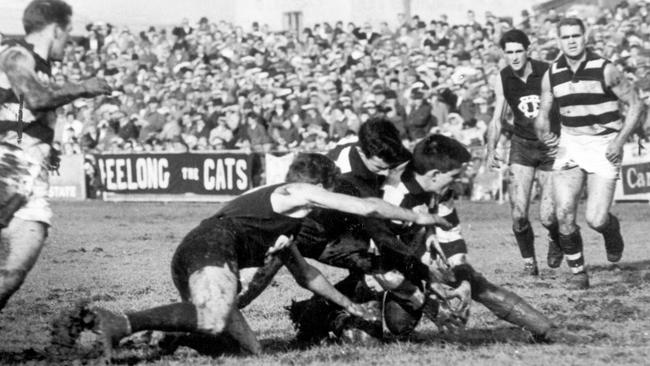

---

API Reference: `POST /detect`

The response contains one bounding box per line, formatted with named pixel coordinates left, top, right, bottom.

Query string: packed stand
left=43, top=0, right=650, bottom=198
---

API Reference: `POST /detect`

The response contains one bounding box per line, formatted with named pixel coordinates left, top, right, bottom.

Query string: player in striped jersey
left=1, top=0, right=111, bottom=312
left=535, top=18, right=644, bottom=289
left=380, top=134, right=560, bottom=340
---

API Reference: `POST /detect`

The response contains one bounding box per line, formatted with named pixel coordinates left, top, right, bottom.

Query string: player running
left=0, top=0, right=111, bottom=312
left=535, top=18, right=643, bottom=289
left=486, top=29, right=561, bottom=276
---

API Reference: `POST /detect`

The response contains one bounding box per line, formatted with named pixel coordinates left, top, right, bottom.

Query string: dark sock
left=595, top=214, right=624, bottom=254
left=546, top=221, right=560, bottom=247
left=127, top=302, right=199, bottom=333
left=513, top=221, right=535, bottom=260
left=558, top=230, right=584, bottom=273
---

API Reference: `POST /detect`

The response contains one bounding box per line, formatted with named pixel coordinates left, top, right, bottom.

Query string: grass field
left=1, top=200, right=650, bottom=365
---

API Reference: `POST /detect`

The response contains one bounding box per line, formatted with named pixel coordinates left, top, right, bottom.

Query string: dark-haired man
left=0, top=0, right=111, bottom=311
left=536, top=18, right=643, bottom=289
left=380, top=134, right=561, bottom=340
left=77, top=153, right=449, bottom=357
left=486, top=29, right=561, bottom=276
left=238, top=119, right=466, bottom=342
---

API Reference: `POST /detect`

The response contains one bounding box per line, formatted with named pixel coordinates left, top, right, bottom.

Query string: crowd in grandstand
left=46, top=1, right=650, bottom=160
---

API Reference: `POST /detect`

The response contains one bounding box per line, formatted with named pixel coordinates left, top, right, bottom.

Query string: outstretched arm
left=604, top=63, right=645, bottom=164
left=0, top=47, right=111, bottom=111
left=280, top=183, right=451, bottom=228
left=280, top=243, right=376, bottom=321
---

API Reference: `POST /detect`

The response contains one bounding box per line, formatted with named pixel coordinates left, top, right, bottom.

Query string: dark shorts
left=509, top=134, right=554, bottom=171
left=171, top=223, right=240, bottom=301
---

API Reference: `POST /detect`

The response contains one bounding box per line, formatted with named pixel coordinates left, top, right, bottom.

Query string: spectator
left=406, top=88, right=435, bottom=140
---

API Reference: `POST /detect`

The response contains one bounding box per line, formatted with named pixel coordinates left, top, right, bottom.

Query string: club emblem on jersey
left=517, top=95, right=540, bottom=119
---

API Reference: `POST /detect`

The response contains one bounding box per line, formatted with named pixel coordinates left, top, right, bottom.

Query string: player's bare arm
left=279, top=243, right=377, bottom=321
left=277, top=183, right=452, bottom=228
left=604, top=63, right=644, bottom=164
left=0, top=47, right=111, bottom=111
left=486, top=72, right=507, bottom=168
left=534, top=70, right=557, bottom=152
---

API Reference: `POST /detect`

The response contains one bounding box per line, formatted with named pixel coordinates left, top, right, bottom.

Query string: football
left=382, top=291, right=425, bottom=337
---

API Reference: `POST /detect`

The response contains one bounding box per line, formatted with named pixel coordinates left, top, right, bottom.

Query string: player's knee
left=540, top=216, right=556, bottom=230
left=586, top=215, right=608, bottom=232
left=189, top=266, right=238, bottom=334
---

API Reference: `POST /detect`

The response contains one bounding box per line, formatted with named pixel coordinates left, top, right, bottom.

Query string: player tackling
left=535, top=18, right=643, bottom=289
left=0, top=0, right=111, bottom=312
left=76, top=153, right=452, bottom=357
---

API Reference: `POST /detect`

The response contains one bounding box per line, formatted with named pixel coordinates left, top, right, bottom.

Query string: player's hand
left=266, top=235, right=293, bottom=255
left=540, top=132, right=559, bottom=157
left=415, top=213, right=453, bottom=230
left=81, top=78, right=112, bottom=97
left=427, top=281, right=471, bottom=331
left=605, top=141, right=623, bottom=165
left=345, top=301, right=380, bottom=322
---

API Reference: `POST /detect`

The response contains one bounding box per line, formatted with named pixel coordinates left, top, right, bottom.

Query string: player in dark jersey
left=486, top=29, right=561, bottom=276
left=0, top=0, right=111, bottom=312
left=235, top=120, right=470, bottom=342
left=76, top=153, right=450, bottom=358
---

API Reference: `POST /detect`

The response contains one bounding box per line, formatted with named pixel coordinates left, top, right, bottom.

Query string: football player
left=486, top=29, right=561, bottom=276
left=535, top=18, right=643, bottom=289
left=73, top=153, right=450, bottom=357
left=1, top=0, right=111, bottom=313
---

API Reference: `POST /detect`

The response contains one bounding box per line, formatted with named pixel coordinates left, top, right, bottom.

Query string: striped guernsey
left=549, top=50, right=621, bottom=136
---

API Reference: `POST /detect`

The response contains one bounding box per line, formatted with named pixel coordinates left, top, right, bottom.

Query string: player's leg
left=584, top=174, right=623, bottom=262
left=553, top=167, right=589, bottom=289
left=537, top=169, right=562, bottom=268
left=0, top=218, right=48, bottom=311
left=508, top=163, right=538, bottom=275
left=468, top=267, right=554, bottom=338
left=1, top=142, right=51, bottom=311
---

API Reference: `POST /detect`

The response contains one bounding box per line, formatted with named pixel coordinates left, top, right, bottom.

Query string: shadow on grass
left=409, top=326, right=533, bottom=347
left=589, top=259, right=650, bottom=272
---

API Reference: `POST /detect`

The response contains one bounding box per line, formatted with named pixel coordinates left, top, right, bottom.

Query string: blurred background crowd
left=3, top=0, right=650, bottom=198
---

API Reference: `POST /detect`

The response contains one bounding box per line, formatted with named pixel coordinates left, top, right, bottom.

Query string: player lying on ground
left=376, top=134, right=564, bottom=340
left=69, top=153, right=453, bottom=357
left=1, top=0, right=111, bottom=312
left=244, top=135, right=570, bottom=343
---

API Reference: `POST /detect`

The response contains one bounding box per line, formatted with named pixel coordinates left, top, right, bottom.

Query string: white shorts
left=0, top=133, right=52, bottom=225
left=553, top=131, right=620, bottom=180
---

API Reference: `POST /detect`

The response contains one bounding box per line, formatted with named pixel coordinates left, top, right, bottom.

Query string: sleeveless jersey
left=0, top=39, right=55, bottom=144
left=501, top=59, right=553, bottom=140
left=205, top=183, right=303, bottom=266
left=549, top=50, right=621, bottom=136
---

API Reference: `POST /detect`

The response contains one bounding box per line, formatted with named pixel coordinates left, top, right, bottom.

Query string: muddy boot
left=85, top=307, right=132, bottom=360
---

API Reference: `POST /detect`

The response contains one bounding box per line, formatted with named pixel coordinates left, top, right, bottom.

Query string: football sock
left=546, top=221, right=560, bottom=247
left=127, top=302, right=199, bottom=333
left=513, top=220, right=535, bottom=260
left=595, top=214, right=624, bottom=255
left=559, top=230, right=584, bottom=274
